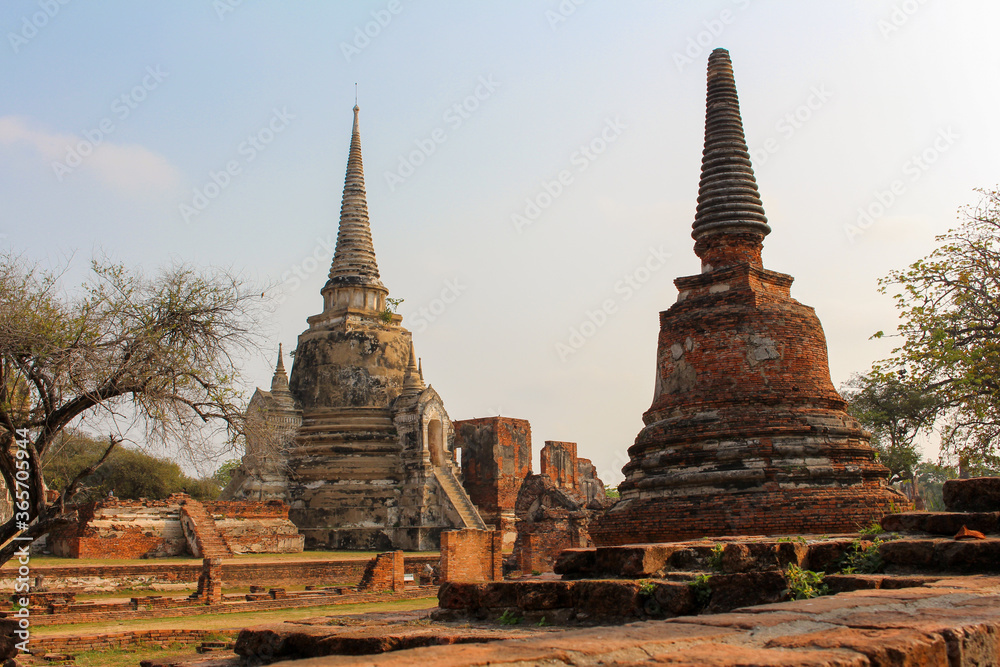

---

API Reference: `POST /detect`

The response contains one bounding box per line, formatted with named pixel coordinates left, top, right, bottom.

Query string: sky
left=2, top=1, right=999, bottom=483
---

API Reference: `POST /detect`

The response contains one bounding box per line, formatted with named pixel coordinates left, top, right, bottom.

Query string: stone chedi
left=222, top=344, right=300, bottom=501
left=591, top=49, right=906, bottom=545
left=228, top=106, right=485, bottom=550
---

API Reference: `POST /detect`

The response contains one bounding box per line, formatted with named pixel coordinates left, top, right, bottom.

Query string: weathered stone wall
left=49, top=497, right=304, bottom=558
left=453, top=417, right=531, bottom=546
left=540, top=441, right=578, bottom=494
left=439, top=529, right=502, bottom=583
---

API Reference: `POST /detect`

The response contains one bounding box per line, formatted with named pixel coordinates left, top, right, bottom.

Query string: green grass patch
left=33, top=596, right=439, bottom=636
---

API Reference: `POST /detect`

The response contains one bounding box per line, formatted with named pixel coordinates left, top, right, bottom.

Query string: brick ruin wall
left=0, top=555, right=440, bottom=592
left=48, top=496, right=303, bottom=559
left=512, top=474, right=598, bottom=574
left=540, top=441, right=578, bottom=493
left=439, top=529, right=502, bottom=583
left=453, top=417, right=531, bottom=546
left=358, top=550, right=405, bottom=592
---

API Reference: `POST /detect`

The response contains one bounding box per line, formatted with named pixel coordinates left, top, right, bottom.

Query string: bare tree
left=0, top=253, right=266, bottom=564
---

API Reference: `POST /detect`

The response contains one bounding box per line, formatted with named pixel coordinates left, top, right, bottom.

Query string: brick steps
left=434, top=467, right=487, bottom=530
left=179, top=498, right=233, bottom=558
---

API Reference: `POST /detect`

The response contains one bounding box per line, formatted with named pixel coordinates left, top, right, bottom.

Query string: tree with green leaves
left=43, top=430, right=220, bottom=501
left=875, top=188, right=1000, bottom=471
left=0, top=254, right=264, bottom=564
left=842, top=371, right=941, bottom=482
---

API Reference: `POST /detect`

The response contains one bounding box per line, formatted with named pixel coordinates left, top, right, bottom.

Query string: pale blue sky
left=3, top=1, right=998, bottom=481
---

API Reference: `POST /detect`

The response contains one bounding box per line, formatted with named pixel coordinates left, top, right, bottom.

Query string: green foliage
left=212, top=458, right=242, bottom=486
left=838, top=537, right=888, bottom=575
left=783, top=564, right=828, bottom=600
left=537, top=616, right=549, bottom=627
left=875, top=188, right=1000, bottom=462
left=605, top=486, right=620, bottom=499
left=688, top=574, right=712, bottom=609
left=380, top=296, right=404, bottom=324
left=842, top=371, right=940, bottom=482
left=708, top=544, right=725, bottom=571
left=857, top=519, right=884, bottom=537
left=498, top=609, right=522, bottom=626
left=638, top=580, right=657, bottom=597
left=42, top=430, right=221, bottom=502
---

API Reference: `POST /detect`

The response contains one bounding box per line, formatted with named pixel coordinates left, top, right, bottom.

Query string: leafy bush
left=783, top=564, right=828, bottom=600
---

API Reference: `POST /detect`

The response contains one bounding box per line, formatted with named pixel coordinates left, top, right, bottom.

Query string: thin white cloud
left=0, top=115, right=181, bottom=195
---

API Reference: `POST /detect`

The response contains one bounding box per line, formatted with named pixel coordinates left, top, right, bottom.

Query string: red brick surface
left=439, top=529, right=502, bottom=583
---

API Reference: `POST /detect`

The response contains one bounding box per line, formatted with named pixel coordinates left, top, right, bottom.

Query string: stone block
left=943, top=477, right=1000, bottom=512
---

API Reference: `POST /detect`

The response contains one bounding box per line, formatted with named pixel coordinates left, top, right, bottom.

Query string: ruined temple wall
left=453, top=417, right=531, bottom=547
left=540, top=441, right=579, bottom=495
left=49, top=497, right=303, bottom=559
left=453, top=417, right=531, bottom=514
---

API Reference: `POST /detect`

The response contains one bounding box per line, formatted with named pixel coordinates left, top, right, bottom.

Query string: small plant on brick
left=380, top=297, right=403, bottom=324
left=857, top=519, right=884, bottom=537
left=688, top=573, right=712, bottom=609
left=707, top=544, right=725, bottom=571
left=531, top=570, right=542, bottom=576
left=638, top=580, right=657, bottom=597
left=838, top=536, right=886, bottom=575
left=537, top=616, right=549, bottom=627
left=498, top=609, right=522, bottom=626
left=783, top=564, right=828, bottom=600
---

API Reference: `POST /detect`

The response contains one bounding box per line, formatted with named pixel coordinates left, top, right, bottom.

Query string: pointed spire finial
left=692, top=48, right=770, bottom=271
left=418, top=357, right=423, bottom=382
left=324, top=105, right=385, bottom=293
left=402, top=342, right=425, bottom=396
left=270, top=343, right=290, bottom=394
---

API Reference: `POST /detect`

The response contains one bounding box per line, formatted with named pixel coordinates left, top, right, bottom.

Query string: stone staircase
left=434, top=466, right=487, bottom=530
left=179, top=497, right=233, bottom=558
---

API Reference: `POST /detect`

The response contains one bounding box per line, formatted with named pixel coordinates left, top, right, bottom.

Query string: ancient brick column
left=591, top=49, right=907, bottom=545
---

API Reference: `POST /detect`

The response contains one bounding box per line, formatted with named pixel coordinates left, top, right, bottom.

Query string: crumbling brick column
left=358, top=550, right=405, bottom=592
left=191, top=557, right=222, bottom=604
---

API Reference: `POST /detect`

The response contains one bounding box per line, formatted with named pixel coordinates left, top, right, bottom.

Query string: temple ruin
left=223, top=106, right=486, bottom=551
left=591, top=48, right=907, bottom=545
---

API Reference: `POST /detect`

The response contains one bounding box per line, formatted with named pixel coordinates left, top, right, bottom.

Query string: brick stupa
left=254, top=106, right=484, bottom=550
left=591, top=49, right=906, bottom=545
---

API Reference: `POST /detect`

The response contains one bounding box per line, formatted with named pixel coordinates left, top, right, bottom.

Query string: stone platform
left=161, top=575, right=1000, bottom=666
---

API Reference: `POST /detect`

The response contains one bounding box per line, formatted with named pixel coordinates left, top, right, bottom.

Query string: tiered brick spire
left=320, top=106, right=388, bottom=315
left=589, top=47, right=905, bottom=546
left=326, top=106, right=384, bottom=289
left=693, top=48, right=771, bottom=272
